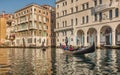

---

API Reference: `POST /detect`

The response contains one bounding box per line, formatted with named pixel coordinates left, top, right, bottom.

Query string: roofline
left=41, top=4, right=55, bottom=9
left=56, top=0, right=65, bottom=4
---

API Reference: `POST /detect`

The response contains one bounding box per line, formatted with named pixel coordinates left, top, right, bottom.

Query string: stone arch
left=100, top=26, right=112, bottom=45
left=76, top=30, right=84, bottom=46
left=87, top=28, right=97, bottom=45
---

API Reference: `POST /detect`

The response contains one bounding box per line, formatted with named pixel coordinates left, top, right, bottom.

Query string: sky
left=0, top=0, right=56, bottom=14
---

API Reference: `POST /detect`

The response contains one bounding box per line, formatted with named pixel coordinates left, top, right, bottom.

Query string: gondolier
left=65, top=37, right=68, bottom=46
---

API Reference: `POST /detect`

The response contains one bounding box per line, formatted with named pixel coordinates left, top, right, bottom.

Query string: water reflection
left=0, top=48, right=120, bottom=75
left=0, top=48, right=11, bottom=75
left=0, top=48, right=52, bottom=75
left=55, top=48, right=120, bottom=75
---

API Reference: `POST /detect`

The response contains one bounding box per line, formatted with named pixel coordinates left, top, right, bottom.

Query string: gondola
left=62, top=42, right=95, bottom=55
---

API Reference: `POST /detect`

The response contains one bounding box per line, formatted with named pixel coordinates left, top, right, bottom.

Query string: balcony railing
left=54, top=25, right=73, bottom=32
left=92, top=2, right=118, bottom=14
left=17, top=28, right=28, bottom=31
left=29, top=26, right=37, bottom=29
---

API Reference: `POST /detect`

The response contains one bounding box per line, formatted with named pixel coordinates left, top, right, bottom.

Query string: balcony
left=29, top=26, right=37, bottom=30
left=17, top=28, right=28, bottom=32
left=54, top=25, right=73, bottom=32
left=92, top=2, right=118, bottom=14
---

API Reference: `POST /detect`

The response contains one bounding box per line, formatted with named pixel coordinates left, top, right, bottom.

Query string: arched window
left=115, top=8, right=119, bottom=17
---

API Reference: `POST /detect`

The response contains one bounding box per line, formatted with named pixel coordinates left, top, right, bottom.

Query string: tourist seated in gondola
left=61, top=44, right=69, bottom=50
left=69, top=45, right=74, bottom=51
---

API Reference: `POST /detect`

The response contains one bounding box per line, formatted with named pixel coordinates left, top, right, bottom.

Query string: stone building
left=55, top=0, right=120, bottom=47
left=14, top=3, right=55, bottom=47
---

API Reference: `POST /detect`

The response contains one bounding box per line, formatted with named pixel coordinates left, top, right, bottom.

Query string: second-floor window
left=86, top=3, right=89, bottom=9
left=57, top=23, right=59, bottom=28
left=76, top=6, right=78, bottom=12
left=57, top=5, right=59, bottom=8
left=65, top=21, right=67, bottom=26
left=71, top=8, right=73, bottom=13
left=82, top=4, right=85, bottom=10
left=65, top=10, right=67, bottom=15
left=63, top=21, right=64, bottom=27
left=71, top=0, right=73, bottom=3
left=94, top=0, right=97, bottom=6
left=76, top=18, right=78, bottom=25
left=115, top=8, right=119, bottom=17
left=82, top=17, right=85, bottom=24
left=94, top=14, right=97, bottom=21
left=99, top=0, right=102, bottom=4
left=99, top=12, right=102, bottom=21
left=71, top=19, right=73, bottom=25
left=86, top=16, right=89, bottom=23
left=109, top=10, right=112, bottom=19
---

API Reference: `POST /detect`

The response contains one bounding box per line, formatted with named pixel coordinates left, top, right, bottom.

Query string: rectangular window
left=63, top=21, right=64, bottom=27
left=86, top=16, right=89, bottom=23
left=86, top=3, right=89, bottom=9
left=62, top=11, right=64, bottom=16
left=76, top=18, right=78, bottom=25
left=65, top=2, right=67, bottom=5
left=71, top=0, right=73, bottom=3
left=82, top=4, right=85, bottom=10
left=94, top=14, right=97, bottom=21
left=115, top=8, right=119, bottom=17
left=28, top=38, right=32, bottom=43
left=57, top=39, right=59, bottom=42
left=82, top=17, right=85, bottom=24
left=76, top=6, right=78, bottom=12
left=99, top=12, right=102, bottom=21
left=57, top=23, right=59, bottom=28
left=65, top=31, right=67, bottom=35
left=62, top=32, right=64, bottom=36
left=94, top=0, right=97, bottom=6
left=63, top=2, right=64, bottom=6
left=71, top=8, right=73, bottom=13
left=65, top=10, right=67, bottom=15
left=65, top=21, right=67, bottom=26
left=57, top=5, right=59, bottom=8
left=71, top=19, right=73, bottom=25
left=99, top=0, right=102, bottom=4
left=71, top=31, right=73, bottom=35
left=109, top=10, right=112, bottom=19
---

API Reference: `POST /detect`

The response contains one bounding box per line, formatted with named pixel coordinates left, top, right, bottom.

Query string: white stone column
left=84, top=31, right=88, bottom=46
left=112, top=30, right=116, bottom=46
left=97, top=31, right=100, bottom=47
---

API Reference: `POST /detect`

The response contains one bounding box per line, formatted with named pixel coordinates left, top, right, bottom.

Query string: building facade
left=14, top=4, right=55, bottom=47
left=0, top=13, right=8, bottom=45
left=55, top=0, right=120, bottom=47
left=6, top=14, right=16, bottom=46
left=42, top=5, right=56, bottom=47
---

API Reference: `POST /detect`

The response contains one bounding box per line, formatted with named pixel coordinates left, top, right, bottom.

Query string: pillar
left=84, top=31, right=88, bottom=46
left=112, top=30, right=116, bottom=46
left=97, top=31, right=100, bottom=47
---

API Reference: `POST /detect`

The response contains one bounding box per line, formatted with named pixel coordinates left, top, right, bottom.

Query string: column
left=112, top=30, right=116, bottom=46
left=84, top=31, right=88, bottom=46
left=97, top=32, right=100, bottom=48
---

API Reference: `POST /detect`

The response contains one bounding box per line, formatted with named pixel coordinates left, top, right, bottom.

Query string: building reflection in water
left=55, top=48, right=120, bottom=75
left=1, top=48, right=120, bottom=75
left=0, top=48, right=11, bottom=75
left=0, top=48, right=52, bottom=75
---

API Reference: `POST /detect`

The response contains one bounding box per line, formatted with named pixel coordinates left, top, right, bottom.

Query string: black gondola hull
left=62, top=43, right=95, bottom=55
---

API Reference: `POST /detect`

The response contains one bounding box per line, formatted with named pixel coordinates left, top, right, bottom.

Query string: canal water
left=0, top=48, right=120, bottom=75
